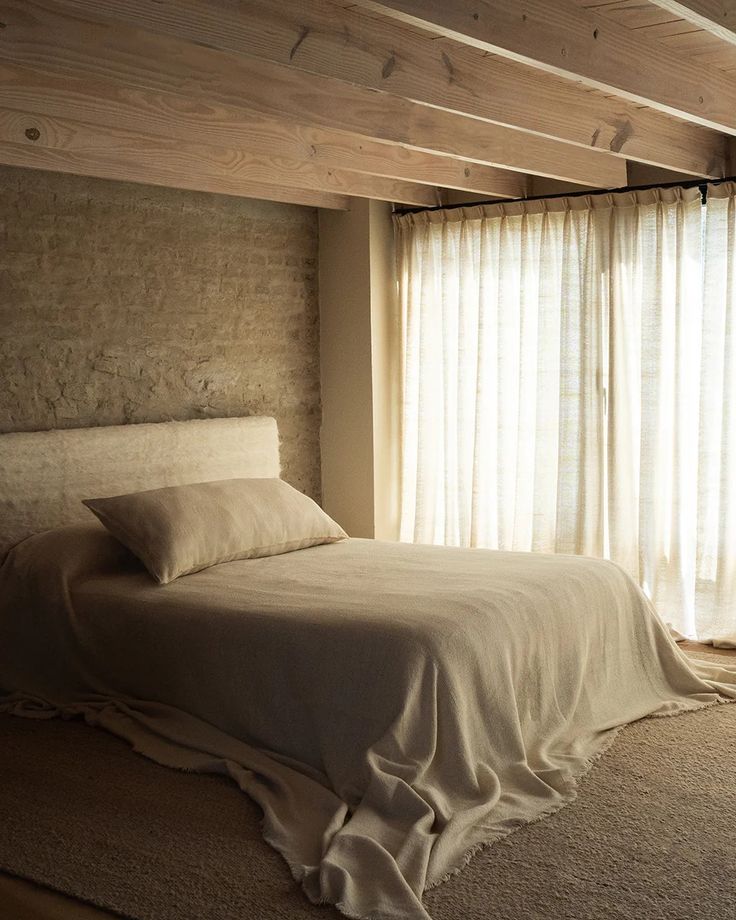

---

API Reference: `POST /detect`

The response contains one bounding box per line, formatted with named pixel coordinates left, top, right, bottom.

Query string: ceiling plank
left=354, top=0, right=736, bottom=135
left=0, top=106, right=441, bottom=206
left=54, top=0, right=728, bottom=178
left=647, top=1, right=736, bottom=45
left=0, top=0, right=626, bottom=187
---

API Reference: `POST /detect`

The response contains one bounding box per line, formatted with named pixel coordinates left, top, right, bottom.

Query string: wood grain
left=573, top=0, right=736, bottom=73
left=0, top=107, right=447, bottom=205
left=356, top=0, right=736, bottom=134
left=53, top=0, right=728, bottom=178
left=0, top=11, right=523, bottom=198
left=0, top=63, right=524, bottom=204
left=0, top=119, right=354, bottom=210
left=648, top=1, right=736, bottom=45
left=0, top=0, right=626, bottom=187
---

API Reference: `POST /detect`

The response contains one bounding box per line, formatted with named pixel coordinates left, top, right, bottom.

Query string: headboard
left=0, top=416, right=280, bottom=558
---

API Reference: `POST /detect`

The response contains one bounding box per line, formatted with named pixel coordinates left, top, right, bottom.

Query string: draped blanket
left=2, top=524, right=734, bottom=920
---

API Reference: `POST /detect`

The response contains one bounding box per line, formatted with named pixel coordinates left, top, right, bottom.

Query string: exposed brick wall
left=0, top=166, right=321, bottom=498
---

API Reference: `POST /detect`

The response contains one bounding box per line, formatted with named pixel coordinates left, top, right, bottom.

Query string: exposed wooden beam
left=0, top=62, right=528, bottom=208
left=354, top=0, right=736, bottom=135
left=0, top=0, right=626, bottom=187
left=0, top=106, right=441, bottom=206
left=305, top=140, right=527, bottom=199
left=648, top=1, right=736, bottom=46
left=12, top=8, right=527, bottom=198
left=58, top=0, right=729, bottom=179
left=0, top=141, right=350, bottom=210
left=728, top=136, right=736, bottom=175
left=30, top=104, right=526, bottom=203
left=0, top=12, right=527, bottom=198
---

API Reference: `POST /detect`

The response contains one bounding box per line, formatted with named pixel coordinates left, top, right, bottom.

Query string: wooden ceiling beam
left=309, top=145, right=527, bottom=199
left=10, top=7, right=523, bottom=198
left=53, top=0, right=728, bottom=178
left=0, top=0, right=625, bottom=187
left=0, top=61, right=528, bottom=204
left=354, top=0, right=736, bottom=135
left=0, top=106, right=443, bottom=206
left=647, top=1, right=736, bottom=46
left=0, top=142, right=350, bottom=210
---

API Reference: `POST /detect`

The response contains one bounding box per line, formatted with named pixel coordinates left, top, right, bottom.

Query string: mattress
left=1, top=523, right=734, bottom=920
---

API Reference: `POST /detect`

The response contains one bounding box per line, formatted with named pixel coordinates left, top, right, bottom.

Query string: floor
left=1, top=643, right=734, bottom=920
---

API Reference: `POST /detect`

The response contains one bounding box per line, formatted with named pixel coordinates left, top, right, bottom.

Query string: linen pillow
left=82, top=478, right=347, bottom=584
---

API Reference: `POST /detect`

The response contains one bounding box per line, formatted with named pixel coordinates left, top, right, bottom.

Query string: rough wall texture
left=0, top=166, right=321, bottom=497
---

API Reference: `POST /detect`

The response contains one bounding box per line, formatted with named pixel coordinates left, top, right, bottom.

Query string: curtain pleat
left=696, top=186, right=736, bottom=644
left=607, top=192, right=705, bottom=633
left=395, top=184, right=736, bottom=645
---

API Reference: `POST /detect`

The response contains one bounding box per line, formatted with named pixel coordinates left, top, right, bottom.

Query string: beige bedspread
left=1, top=524, right=734, bottom=920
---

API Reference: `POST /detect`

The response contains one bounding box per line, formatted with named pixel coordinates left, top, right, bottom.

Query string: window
left=396, top=185, right=736, bottom=645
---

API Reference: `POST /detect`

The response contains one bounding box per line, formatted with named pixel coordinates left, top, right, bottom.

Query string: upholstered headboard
left=0, top=416, right=280, bottom=558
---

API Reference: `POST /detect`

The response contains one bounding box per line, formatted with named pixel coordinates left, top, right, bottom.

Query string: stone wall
left=0, top=166, right=321, bottom=497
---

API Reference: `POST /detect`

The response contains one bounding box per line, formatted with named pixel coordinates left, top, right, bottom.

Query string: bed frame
left=0, top=416, right=280, bottom=558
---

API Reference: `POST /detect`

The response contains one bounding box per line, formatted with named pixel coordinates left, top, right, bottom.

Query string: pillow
left=82, top=478, right=347, bottom=584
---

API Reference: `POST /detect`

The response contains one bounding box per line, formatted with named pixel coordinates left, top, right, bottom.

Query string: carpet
left=0, top=654, right=734, bottom=920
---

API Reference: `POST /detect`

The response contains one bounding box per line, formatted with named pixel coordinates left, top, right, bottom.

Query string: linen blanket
left=1, top=524, right=734, bottom=920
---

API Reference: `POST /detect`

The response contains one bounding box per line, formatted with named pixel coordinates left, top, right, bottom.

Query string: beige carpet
left=0, top=653, right=734, bottom=920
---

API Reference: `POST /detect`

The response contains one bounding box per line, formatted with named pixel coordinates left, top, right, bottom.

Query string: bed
left=1, top=417, right=734, bottom=920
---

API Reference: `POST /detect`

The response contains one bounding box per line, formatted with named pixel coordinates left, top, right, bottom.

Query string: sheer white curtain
left=606, top=189, right=704, bottom=634
left=696, top=186, right=736, bottom=644
left=395, top=185, right=736, bottom=645
left=397, top=198, right=607, bottom=556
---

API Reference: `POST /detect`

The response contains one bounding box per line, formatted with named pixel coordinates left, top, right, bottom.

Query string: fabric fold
left=2, top=525, right=735, bottom=920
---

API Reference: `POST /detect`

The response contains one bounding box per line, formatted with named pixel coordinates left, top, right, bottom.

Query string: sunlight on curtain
left=696, top=186, right=736, bottom=644
left=395, top=185, right=736, bottom=645
left=606, top=189, right=704, bottom=635
left=396, top=200, right=606, bottom=556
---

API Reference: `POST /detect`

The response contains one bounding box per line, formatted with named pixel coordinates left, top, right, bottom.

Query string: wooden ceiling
left=1, top=0, right=735, bottom=209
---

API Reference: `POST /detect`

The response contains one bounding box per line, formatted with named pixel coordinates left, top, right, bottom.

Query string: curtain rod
left=393, top=174, right=736, bottom=216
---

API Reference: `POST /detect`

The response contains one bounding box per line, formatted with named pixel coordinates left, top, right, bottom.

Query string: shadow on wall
left=0, top=165, right=322, bottom=499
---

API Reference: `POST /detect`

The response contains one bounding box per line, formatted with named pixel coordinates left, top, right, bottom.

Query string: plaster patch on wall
left=0, top=165, right=321, bottom=498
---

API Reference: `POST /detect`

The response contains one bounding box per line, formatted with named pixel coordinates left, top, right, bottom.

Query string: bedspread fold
left=1, top=524, right=734, bottom=920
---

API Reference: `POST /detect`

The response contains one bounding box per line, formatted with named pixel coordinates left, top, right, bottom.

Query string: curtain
left=395, top=184, right=736, bottom=646
left=606, top=189, right=704, bottom=634
left=696, top=186, right=736, bottom=644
